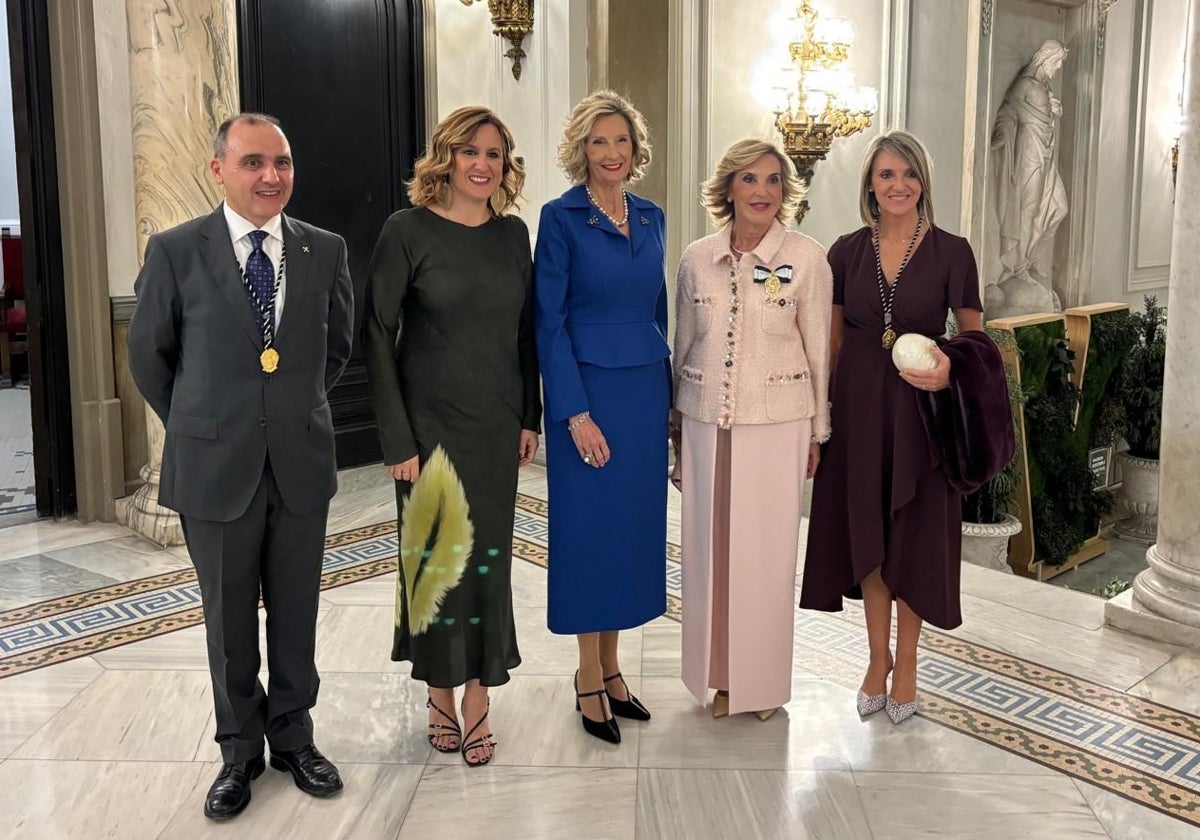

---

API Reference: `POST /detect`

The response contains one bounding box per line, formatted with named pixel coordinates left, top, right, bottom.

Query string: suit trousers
left=182, top=458, right=328, bottom=763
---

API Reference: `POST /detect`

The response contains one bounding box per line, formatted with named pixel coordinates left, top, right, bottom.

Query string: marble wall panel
left=433, top=0, right=581, bottom=239
left=125, top=0, right=239, bottom=257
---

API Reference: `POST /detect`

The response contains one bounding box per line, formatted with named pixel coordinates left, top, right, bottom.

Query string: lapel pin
left=587, top=216, right=600, bottom=226
left=301, top=244, right=311, bottom=253
left=640, top=217, right=649, bottom=226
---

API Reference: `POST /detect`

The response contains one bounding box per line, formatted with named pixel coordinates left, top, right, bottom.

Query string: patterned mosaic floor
left=1, top=493, right=1198, bottom=828
left=0, top=386, right=35, bottom=518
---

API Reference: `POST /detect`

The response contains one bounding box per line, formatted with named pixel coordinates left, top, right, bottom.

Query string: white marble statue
left=987, top=39, right=1070, bottom=318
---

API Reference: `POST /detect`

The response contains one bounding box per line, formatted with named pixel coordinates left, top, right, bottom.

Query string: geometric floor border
left=1, top=492, right=1198, bottom=827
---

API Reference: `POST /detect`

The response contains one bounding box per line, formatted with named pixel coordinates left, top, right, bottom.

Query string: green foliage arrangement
left=1119, top=296, right=1167, bottom=459
left=1016, top=318, right=1123, bottom=567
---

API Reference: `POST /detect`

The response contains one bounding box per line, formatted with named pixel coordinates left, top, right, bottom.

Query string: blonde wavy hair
left=556, top=90, right=652, bottom=185
left=407, top=106, right=525, bottom=215
left=701, top=139, right=803, bottom=228
left=858, top=130, right=935, bottom=227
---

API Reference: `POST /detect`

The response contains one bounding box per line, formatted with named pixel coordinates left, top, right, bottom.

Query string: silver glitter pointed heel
left=885, top=695, right=918, bottom=724
left=856, top=690, right=887, bottom=717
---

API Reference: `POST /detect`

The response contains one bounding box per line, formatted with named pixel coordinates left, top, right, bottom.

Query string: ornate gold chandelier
left=772, top=0, right=876, bottom=221
left=459, top=0, right=535, bottom=81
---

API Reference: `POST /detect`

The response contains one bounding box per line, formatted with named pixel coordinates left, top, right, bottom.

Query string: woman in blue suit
left=535, top=90, right=670, bottom=744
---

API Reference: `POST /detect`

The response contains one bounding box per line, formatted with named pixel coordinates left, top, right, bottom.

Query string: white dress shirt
left=223, top=202, right=286, bottom=327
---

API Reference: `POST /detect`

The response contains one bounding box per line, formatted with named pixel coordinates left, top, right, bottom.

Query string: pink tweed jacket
left=672, top=220, right=832, bottom=441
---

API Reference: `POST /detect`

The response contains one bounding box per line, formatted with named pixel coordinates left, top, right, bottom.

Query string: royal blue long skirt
left=545, top=360, right=669, bottom=634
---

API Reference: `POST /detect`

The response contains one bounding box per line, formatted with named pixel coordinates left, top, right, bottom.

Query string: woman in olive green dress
left=362, top=106, right=541, bottom=767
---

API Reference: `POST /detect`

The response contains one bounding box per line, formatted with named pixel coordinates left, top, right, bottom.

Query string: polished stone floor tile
left=398, top=765, right=637, bottom=840
left=945, top=591, right=1178, bottom=690
left=959, top=562, right=1107, bottom=630
left=0, top=658, right=103, bottom=758
left=42, top=534, right=191, bottom=583
left=320, top=573, right=398, bottom=607
left=0, top=519, right=132, bottom=566
left=0, top=759, right=208, bottom=840
left=1127, top=651, right=1200, bottom=715
left=1073, top=779, right=1200, bottom=840
left=316, top=605, right=407, bottom=674
left=854, top=771, right=1109, bottom=839
left=636, top=768, right=871, bottom=840
left=786, top=678, right=1058, bottom=776
left=640, top=617, right=682, bottom=678
left=304, top=672, right=434, bottom=765
left=635, top=677, right=851, bottom=772
left=0, top=554, right=120, bottom=611
left=425, top=673, right=643, bottom=769
left=159, top=762, right=423, bottom=840
left=13, top=669, right=213, bottom=761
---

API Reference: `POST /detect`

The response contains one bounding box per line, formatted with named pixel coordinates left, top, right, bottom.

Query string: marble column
left=115, top=0, right=238, bottom=546
left=1105, top=0, right=1200, bottom=646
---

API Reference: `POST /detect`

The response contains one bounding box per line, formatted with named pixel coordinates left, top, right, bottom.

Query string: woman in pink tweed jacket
left=670, top=139, right=832, bottom=720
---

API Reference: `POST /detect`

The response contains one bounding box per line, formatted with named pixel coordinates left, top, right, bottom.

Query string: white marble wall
left=433, top=0, right=585, bottom=237
left=704, top=0, right=899, bottom=249
left=906, top=0, right=971, bottom=235
left=0, top=10, right=20, bottom=233
left=1090, top=0, right=1183, bottom=308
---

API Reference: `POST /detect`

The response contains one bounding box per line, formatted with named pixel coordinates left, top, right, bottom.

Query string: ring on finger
left=583, top=454, right=592, bottom=464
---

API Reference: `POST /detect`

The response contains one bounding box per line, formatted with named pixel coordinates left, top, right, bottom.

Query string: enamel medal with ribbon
left=752, top=264, right=793, bottom=297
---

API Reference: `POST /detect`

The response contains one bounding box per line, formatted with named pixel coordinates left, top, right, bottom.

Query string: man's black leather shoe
left=269, top=744, right=344, bottom=797
left=203, top=755, right=265, bottom=820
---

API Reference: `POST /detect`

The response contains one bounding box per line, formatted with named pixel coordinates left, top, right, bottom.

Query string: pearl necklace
left=585, top=184, right=629, bottom=227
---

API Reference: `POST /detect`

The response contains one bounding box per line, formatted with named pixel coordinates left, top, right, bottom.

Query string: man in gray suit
left=128, top=112, right=354, bottom=820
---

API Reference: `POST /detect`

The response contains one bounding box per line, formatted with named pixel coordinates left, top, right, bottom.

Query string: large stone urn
left=1114, top=452, right=1160, bottom=543
left=962, top=514, right=1023, bottom=574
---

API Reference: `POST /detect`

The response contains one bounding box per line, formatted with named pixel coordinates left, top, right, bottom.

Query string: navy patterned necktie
left=245, top=229, right=276, bottom=334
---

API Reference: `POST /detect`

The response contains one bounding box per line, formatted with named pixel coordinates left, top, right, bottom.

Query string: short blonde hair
left=556, top=90, right=652, bottom=184
left=408, top=106, right=525, bottom=215
left=858, top=130, right=935, bottom=227
left=701, top=139, right=804, bottom=228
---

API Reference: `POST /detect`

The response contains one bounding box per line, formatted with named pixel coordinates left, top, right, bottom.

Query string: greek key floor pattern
left=1, top=492, right=1197, bottom=827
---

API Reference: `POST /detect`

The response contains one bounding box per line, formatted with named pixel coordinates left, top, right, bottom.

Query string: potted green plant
left=961, top=458, right=1022, bottom=573
left=1115, top=296, right=1166, bottom=542
left=960, top=327, right=1022, bottom=573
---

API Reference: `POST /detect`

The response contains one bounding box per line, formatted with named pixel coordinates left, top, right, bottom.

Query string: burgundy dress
left=799, top=226, right=982, bottom=630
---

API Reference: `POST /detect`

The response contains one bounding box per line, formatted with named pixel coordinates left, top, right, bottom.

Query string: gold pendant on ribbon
left=764, top=274, right=782, bottom=295
left=882, top=328, right=897, bottom=350
left=260, top=347, right=280, bottom=374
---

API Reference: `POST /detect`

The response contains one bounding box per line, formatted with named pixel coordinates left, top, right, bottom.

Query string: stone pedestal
left=115, top=0, right=238, bottom=546
left=1105, top=0, right=1200, bottom=646
left=116, top=407, right=182, bottom=546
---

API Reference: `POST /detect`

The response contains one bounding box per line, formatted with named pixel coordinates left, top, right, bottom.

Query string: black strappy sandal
left=460, top=699, right=497, bottom=767
left=426, top=695, right=461, bottom=753
left=603, top=672, right=651, bottom=721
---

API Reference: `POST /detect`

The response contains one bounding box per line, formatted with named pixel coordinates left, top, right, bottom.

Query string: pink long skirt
left=679, top=417, right=810, bottom=714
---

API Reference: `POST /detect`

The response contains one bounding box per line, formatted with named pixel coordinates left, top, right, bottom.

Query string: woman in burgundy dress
left=799, top=131, right=983, bottom=724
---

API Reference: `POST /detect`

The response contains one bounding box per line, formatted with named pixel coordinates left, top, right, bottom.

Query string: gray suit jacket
left=128, top=206, right=354, bottom=522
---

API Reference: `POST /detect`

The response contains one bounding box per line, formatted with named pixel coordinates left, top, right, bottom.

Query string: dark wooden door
left=237, top=0, right=425, bottom=467
left=7, top=0, right=77, bottom=517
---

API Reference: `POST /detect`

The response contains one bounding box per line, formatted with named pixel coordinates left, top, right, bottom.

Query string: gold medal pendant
left=260, top=347, right=280, bottom=374
left=882, top=327, right=897, bottom=350
left=764, top=274, right=782, bottom=295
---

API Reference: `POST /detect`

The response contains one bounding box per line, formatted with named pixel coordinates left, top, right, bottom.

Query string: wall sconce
left=459, top=0, right=535, bottom=81
left=771, top=0, right=876, bottom=222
